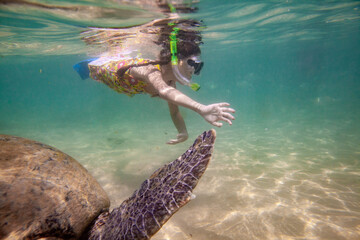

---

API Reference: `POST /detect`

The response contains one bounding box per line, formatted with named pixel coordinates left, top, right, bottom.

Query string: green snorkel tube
left=169, top=23, right=201, bottom=92
left=168, top=2, right=177, bottom=13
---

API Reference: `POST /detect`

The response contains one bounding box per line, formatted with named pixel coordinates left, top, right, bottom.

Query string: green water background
left=1, top=1, right=360, bottom=239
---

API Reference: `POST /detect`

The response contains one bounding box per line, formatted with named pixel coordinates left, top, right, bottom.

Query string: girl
left=74, top=19, right=235, bottom=144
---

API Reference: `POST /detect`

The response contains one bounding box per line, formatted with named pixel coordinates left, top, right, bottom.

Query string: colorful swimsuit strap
left=117, top=65, right=131, bottom=77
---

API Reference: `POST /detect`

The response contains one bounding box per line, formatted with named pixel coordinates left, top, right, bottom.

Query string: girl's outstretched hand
left=199, top=103, right=235, bottom=127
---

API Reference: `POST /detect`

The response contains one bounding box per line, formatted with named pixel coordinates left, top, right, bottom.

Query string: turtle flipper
left=89, top=129, right=216, bottom=240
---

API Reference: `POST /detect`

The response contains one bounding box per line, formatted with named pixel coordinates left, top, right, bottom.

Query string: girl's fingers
left=222, top=112, right=235, bottom=120
left=221, top=107, right=236, bottom=113
left=220, top=116, right=232, bottom=125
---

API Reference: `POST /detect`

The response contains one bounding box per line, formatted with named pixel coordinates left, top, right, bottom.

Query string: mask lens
left=187, top=59, right=204, bottom=75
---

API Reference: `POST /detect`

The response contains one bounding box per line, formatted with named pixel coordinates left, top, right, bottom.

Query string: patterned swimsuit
left=89, top=57, right=159, bottom=96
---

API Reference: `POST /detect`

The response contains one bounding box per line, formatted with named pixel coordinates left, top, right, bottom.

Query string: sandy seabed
left=3, top=116, right=359, bottom=240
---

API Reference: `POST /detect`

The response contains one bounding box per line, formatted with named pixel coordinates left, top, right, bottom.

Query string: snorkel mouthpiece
left=190, top=83, right=201, bottom=91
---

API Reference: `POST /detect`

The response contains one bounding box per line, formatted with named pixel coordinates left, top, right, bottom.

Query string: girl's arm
left=132, top=66, right=236, bottom=127
left=167, top=102, right=188, bottom=144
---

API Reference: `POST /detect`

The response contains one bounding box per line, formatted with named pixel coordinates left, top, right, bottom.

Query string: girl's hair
left=117, top=19, right=203, bottom=77
left=157, top=19, right=203, bottom=62
left=159, top=40, right=201, bottom=62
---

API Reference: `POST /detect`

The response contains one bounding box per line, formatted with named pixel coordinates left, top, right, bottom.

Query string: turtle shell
left=0, top=135, right=110, bottom=239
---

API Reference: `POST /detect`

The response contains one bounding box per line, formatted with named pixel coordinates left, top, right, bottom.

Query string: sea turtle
left=0, top=129, right=216, bottom=240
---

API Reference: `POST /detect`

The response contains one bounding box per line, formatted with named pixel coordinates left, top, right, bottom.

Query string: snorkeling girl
left=74, top=20, right=235, bottom=144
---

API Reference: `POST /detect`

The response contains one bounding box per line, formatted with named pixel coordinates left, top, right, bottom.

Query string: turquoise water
left=1, top=1, right=360, bottom=239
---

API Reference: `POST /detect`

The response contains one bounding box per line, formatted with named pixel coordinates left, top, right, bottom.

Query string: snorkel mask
left=187, top=57, right=204, bottom=75
left=169, top=24, right=202, bottom=91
